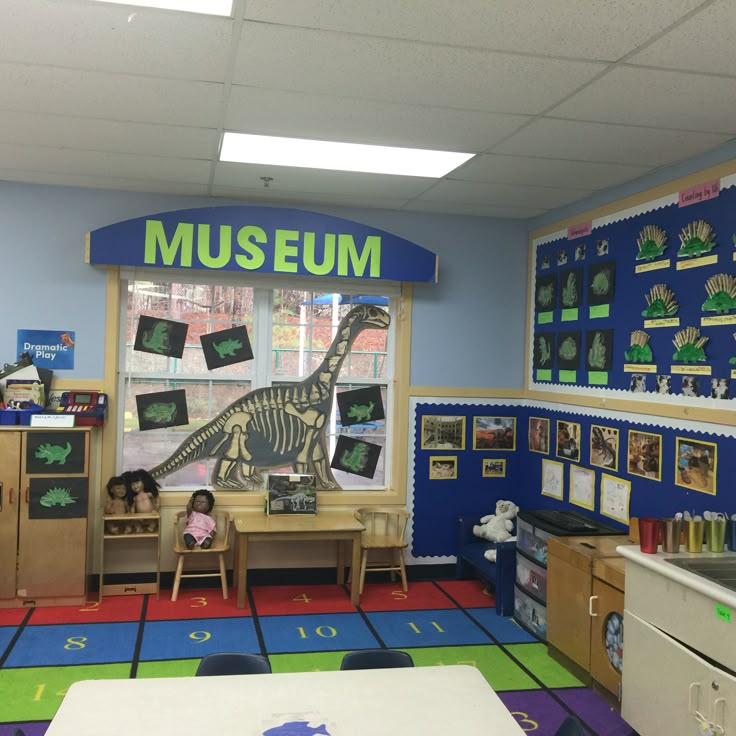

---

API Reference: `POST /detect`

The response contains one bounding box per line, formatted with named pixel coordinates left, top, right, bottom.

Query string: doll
left=184, top=489, right=216, bottom=550
left=124, top=468, right=161, bottom=533
left=103, top=476, right=132, bottom=534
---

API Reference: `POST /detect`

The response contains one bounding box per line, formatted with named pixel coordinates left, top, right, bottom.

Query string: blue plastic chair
left=195, top=652, right=271, bottom=676
left=340, top=649, right=414, bottom=670
left=554, top=716, right=586, bottom=736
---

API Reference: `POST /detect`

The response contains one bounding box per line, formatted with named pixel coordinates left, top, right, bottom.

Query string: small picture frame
left=627, top=430, right=662, bottom=481
left=528, top=416, right=550, bottom=455
left=556, top=420, right=581, bottom=462
left=541, top=458, right=564, bottom=499
left=421, top=415, right=466, bottom=450
left=600, top=473, right=631, bottom=524
left=429, top=456, right=457, bottom=480
left=590, top=425, right=619, bottom=472
left=473, top=416, right=516, bottom=450
left=570, top=465, right=595, bottom=511
left=266, top=473, right=317, bottom=515
left=482, top=458, right=506, bottom=478
left=675, top=437, right=717, bottom=495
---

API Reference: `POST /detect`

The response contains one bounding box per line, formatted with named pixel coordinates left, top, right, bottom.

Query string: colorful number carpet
left=0, top=580, right=635, bottom=735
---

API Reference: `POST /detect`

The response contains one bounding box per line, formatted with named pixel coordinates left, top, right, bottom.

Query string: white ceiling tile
left=225, top=86, right=530, bottom=152
left=549, top=66, right=736, bottom=134
left=628, top=0, right=736, bottom=75
left=455, top=154, right=652, bottom=190
left=210, top=186, right=409, bottom=211
left=0, top=111, right=218, bottom=158
left=401, top=200, right=546, bottom=218
left=493, top=118, right=733, bottom=166
left=0, top=144, right=211, bottom=183
left=0, top=0, right=231, bottom=81
left=245, top=0, right=703, bottom=61
left=417, top=179, right=593, bottom=209
left=214, top=162, right=435, bottom=198
left=0, top=62, right=224, bottom=127
left=233, top=24, right=605, bottom=114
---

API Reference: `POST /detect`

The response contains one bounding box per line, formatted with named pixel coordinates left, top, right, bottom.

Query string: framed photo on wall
left=482, top=458, right=506, bottom=478
left=556, top=420, right=581, bottom=462
left=421, top=416, right=466, bottom=450
left=541, top=458, right=564, bottom=499
left=600, top=473, right=631, bottom=524
left=570, top=465, right=595, bottom=511
left=627, top=430, right=662, bottom=481
left=473, top=416, right=516, bottom=450
left=590, top=425, right=619, bottom=472
left=528, top=416, right=550, bottom=455
left=675, top=437, right=717, bottom=495
left=429, top=456, right=457, bottom=480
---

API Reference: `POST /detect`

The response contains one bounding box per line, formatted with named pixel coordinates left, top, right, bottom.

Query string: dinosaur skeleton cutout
left=150, top=305, right=390, bottom=489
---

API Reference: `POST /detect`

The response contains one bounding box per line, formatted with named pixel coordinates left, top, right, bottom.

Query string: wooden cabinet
left=0, top=428, right=91, bottom=607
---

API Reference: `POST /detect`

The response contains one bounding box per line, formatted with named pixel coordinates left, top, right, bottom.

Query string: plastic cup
left=706, top=519, right=727, bottom=553
left=661, top=519, right=681, bottom=553
left=638, top=518, right=660, bottom=554
left=727, top=519, right=736, bottom=552
left=685, top=519, right=705, bottom=553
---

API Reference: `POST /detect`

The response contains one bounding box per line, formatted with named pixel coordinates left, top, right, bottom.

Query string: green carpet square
left=504, top=643, right=584, bottom=688
left=136, top=659, right=199, bottom=678
left=269, top=650, right=347, bottom=673
left=0, top=663, right=130, bottom=721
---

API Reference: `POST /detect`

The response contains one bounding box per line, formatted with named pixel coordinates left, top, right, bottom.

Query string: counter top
left=617, top=545, right=736, bottom=608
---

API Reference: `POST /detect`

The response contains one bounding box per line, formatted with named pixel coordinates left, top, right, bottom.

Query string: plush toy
left=472, top=499, right=519, bottom=562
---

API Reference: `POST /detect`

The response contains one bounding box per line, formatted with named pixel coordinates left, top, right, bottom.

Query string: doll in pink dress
left=184, top=489, right=216, bottom=549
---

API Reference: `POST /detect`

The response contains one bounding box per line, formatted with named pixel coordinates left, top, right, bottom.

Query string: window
left=119, top=271, right=397, bottom=492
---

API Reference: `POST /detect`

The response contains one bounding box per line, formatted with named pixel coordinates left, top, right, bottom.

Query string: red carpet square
left=357, top=582, right=457, bottom=611
left=146, top=588, right=248, bottom=620
left=0, top=610, right=27, bottom=626
left=250, top=585, right=354, bottom=615
left=434, top=580, right=496, bottom=608
left=28, top=596, right=144, bottom=625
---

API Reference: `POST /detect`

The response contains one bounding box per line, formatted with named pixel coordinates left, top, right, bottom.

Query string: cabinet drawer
left=517, top=518, right=552, bottom=566
left=516, top=552, right=547, bottom=601
left=514, top=584, right=547, bottom=639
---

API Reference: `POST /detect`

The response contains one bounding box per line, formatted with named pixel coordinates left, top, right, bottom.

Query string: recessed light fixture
left=89, top=0, right=233, bottom=16
left=220, top=133, right=475, bottom=178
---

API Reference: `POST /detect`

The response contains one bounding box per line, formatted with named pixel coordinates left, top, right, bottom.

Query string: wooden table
left=233, top=511, right=365, bottom=608
left=45, top=665, right=526, bottom=735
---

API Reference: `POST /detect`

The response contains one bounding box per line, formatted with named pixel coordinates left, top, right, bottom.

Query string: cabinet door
left=0, top=432, right=21, bottom=600
left=590, top=578, right=624, bottom=698
left=17, top=431, right=90, bottom=600
left=547, top=554, right=592, bottom=669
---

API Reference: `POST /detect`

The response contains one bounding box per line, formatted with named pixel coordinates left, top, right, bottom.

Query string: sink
left=664, top=557, right=736, bottom=591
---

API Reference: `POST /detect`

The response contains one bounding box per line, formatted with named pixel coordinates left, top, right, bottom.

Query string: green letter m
left=337, top=234, right=381, bottom=277
left=145, top=220, right=194, bottom=267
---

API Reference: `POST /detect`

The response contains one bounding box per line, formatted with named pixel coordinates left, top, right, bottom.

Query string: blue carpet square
left=365, top=609, right=493, bottom=648
left=4, top=622, right=138, bottom=667
left=259, top=612, right=378, bottom=653
left=467, top=609, right=538, bottom=643
left=139, top=618, right=259, bottom=661
left=0, top=627, right=17, bottom=658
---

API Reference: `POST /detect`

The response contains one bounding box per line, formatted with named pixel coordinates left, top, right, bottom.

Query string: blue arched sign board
left=87, top=206, right=438, bottom=283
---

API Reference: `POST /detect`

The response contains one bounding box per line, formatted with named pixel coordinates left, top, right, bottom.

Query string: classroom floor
left=0, top=579, right=636, bottom=736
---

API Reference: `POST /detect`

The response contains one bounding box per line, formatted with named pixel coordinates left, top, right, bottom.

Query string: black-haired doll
left=104, top=475, right=132, bottom=534
left=124, top=468, right=160, bottom=533
left=184, top=489, right=216, bottom=549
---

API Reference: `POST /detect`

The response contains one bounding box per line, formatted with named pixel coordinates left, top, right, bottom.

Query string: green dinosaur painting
left=537, top=283, right=554, bottom=308
left=587, top=333, right=606, bottom=370
left=591, top=269, right=611, bottom=296
left=702, top=291, right=736, bottom=314
left=341, top=442, right=370, bottom=472
left=347, top=402, right=374, bottom=422
left=624, top=344, right=653, bottom=363
left=144, top=402, right=177, bottom=424
left=537, top=337, right=551, bottom=367
left=558, top=337, right=578, bottom=361
left=141, top=321, right=170, bottom=354
left=39, top=487, right=77, bottom=508
left=35, top=442, right=72, bottom=465
left=214, top=338, right=242, bottom=359
left=672, top=343, right=707, bottom=363
left=561, top=273, right=578, bottom=308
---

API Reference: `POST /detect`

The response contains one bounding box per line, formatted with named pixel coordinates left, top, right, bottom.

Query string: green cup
left=706, top=519, right=727, bottom=553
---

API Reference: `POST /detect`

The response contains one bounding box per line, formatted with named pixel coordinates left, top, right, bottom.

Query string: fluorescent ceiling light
left=89, top=0, right=233, bottom=16
left=220, top=133, right=475, bottom=178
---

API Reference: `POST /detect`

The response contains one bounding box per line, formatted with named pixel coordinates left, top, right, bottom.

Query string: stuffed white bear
left=472, top=499, right=519, bottom=562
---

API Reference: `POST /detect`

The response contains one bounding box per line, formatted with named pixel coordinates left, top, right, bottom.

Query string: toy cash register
left=58, top=391, right=108, bottom=426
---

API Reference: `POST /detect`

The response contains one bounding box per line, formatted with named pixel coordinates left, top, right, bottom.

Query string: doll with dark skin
left=124, top=469, right=160, bottom=533
left=184, top=489, right=216, bottom=550
left=104, top=476, right=132, bottom=535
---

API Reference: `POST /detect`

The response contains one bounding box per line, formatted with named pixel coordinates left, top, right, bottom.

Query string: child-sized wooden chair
left=171, top=510, right=232, bottom=602
left=353, top=507, right=411, bottom=594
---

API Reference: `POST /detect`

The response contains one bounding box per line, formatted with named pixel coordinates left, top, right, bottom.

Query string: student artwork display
left=330, top=435, right=382, bottom=479
left=528, top=416, right=550, bottom=454
left=134, top=316, right=188, bottom=359
left=642, top=284, right=678, bottom=318
left=25, top=432, right=86, bottom=475
left=135, top=389, right=189, bottom=431
left=541, top=458, right=564, bottom=499
left=337, top=386, right=385, bottom=426
left=675, top=437, right=717, bottom=495
left=587, top=262, right=616, bottom=306
left=429, top=456, right=457, bottom=480
left=672, top=327, right=708, bottom=363
left=266, top=473, right=317, bottom=515
left=636, top=225, right=668, bottom=262
left=627, top=430, right=662, bottom=481
left=28, top=477, right=88, bottom=520
left=482, top=458, right=506, bottom=478
left=600, top=474, right=630, bottom=524
left=557, top=332, right=581, bottom=371
left=677, top=220, right=716, bottom=259
left=569, top=465, right=595, bottom=510
left=624, top=330, right=652, bottom=363
left=560, top=268, right=583, bottom=311
left=590, top=425, right=619, bottom=471
left=585, top=329, right=613, bottom=371
left=472, top=416, right=516, bottom=450
left=200, top=325, right=253, bottom=370
left=702, top=274, right=736, bottom=314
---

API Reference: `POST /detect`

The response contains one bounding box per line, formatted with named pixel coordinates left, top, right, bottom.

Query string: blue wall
left=0, top=181, right=528, bottom=387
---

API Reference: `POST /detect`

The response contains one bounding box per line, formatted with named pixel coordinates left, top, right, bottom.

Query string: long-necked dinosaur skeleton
left=150, top=305, right=390, bottom=489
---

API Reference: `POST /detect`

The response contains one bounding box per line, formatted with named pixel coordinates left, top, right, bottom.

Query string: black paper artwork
left=560, top=268, right=583, bottom=309
left=330, top=435, right=382, bottom=479
left=134, top=316, right=188, bottom=359
left=587, top=261, right=616, bottom=306
left=200, top=325, right=254, bottom=370
left=136, top=389, right=189, bottom=431
left=535, top=274, right=557, bottom=312
left=337, top=386, right=385, bottom=427
left=557, top=331, right=581, bottom=371
left=29, top=477, right=88, bottom=520
left=585, top=329, right=614, bottom=371
left=25, top=432, right=86, bottom=475
left=533, top=333, right=554, bottom=369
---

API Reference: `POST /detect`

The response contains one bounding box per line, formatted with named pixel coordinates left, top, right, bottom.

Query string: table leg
left=236, top=533, right=248, bottom=609
left=336, top=540, right=345, bottom=584
left=350, top=531, right=361, bottom=606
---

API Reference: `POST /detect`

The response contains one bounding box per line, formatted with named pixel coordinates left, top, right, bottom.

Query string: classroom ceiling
left=2, top=0, right=736, bottom=219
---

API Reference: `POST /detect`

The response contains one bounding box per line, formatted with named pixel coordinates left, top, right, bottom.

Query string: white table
left=45, top=665, right=525, bottom=735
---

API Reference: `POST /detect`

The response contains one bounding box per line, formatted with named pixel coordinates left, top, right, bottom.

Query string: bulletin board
left=529, top=175, right=736, bottom=406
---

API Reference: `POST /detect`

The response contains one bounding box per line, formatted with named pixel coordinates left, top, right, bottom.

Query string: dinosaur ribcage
left=247, top=409, right=310, bottom=459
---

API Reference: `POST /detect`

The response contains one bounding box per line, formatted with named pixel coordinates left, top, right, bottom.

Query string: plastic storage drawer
left=516, top=552, right=548, bottom=601
left=514, top=583, right=547, bottom=639
left=517, top=518, right=553, bottom=566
